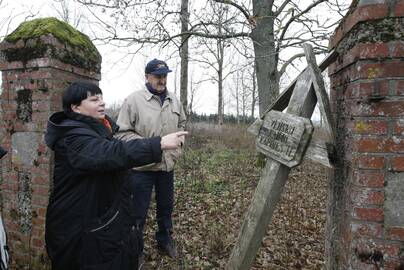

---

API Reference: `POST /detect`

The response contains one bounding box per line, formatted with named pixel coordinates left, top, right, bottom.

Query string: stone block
left=384, top=172, right=404, bottom=227
left=11, top=132, right=40, bottom=167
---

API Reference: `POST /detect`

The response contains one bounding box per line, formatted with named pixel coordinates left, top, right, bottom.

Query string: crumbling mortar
left=17, top=172, right=33, bottom=234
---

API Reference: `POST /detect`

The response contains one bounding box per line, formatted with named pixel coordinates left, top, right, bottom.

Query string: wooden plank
left=304, top=139, right=332, bottom=168
left=303, top=44, right=336, bottom=145
left=227, top=69, right=317, bottom=270
left=256, top=110, right=313, bottom=167
left=318, top=49, right=338, bottom=71
left=247, top=118, right=262, bottom=136
left=260, top=49, right=338, bottom=119
left=260, top=82, right=295, bottom=118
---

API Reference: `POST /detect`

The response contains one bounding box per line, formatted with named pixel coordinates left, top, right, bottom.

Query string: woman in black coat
left=44, top=81, right=186, bottom=270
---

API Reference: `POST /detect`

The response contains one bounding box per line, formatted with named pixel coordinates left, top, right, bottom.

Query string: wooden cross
left=226, top=44, right=337, bottom=269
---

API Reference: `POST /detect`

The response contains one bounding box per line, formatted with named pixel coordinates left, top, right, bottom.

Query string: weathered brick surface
left=351, top=188, right=384, bottom=206
left=0, top=19, right=101, bottom=269
left=353, top=170, right=385, bottom=188
left=384, top=259, right=404, bottom=270
left=355, top=155, right=385, bottom=169
left=327, top=1, right=404, bottom=269
left=350, top=81, right=390, bottom=98
left=394, top=119, right=404, bottom=135
left=351, top=222, right=383, bottom=238
left=353, top=207, right=384, bottom=222
left=391, top=156, right=404, bottom=171
left=350, top=120, right=388, bottom=135
left=387, top=227, right=404, bottom=241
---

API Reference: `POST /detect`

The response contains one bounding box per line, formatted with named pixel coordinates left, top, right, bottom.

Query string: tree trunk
left=251, top=66, right=256, bottom=119
left=252, top=0, right=279, bottom=117
left=236, top=75, right=240, bottom=124
left=242, top=89, right=246, bottom=122
left=217, top=32, right=224, bottom=125
left=180, top=0, right=189, bottom=117
left=218, top=50, right=224, bottom=125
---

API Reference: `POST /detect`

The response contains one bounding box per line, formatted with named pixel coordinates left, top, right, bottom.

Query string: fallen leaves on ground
left=141, top=124, right=328, bottom=269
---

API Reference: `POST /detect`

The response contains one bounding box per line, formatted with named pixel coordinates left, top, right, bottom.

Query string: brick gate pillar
left=0, top=17, right=101, bottom=269
left=327, top=1, right=404, bottom=269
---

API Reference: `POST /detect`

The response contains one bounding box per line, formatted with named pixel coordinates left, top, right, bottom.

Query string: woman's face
left=71, top=93, right=106, bottom=120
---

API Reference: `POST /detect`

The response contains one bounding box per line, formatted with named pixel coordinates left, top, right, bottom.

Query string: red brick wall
left=0, top=33, right=100, bottom=268
left=327, top=0, right=404, bottom=269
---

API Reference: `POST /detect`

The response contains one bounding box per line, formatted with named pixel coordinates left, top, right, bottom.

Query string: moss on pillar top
left=3, top=17, right=101, bottom=72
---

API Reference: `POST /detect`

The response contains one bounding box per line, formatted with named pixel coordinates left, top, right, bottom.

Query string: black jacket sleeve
left=61, top=129, right=162, bottom=172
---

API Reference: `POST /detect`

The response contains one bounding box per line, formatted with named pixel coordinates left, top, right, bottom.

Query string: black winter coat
left=45, top=112, right=162, bottom=270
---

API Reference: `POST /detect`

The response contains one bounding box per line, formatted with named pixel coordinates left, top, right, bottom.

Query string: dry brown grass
left=187, top=122, right=256, bottom=151
left=141, top=122, right=329, bottom=269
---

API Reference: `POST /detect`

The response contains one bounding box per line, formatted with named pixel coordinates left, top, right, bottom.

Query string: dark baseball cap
left=145, top=59, right=172, bottom=75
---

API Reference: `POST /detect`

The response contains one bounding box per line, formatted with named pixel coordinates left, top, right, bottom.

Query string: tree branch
left=274, top=0, right=292, bottom=16
left=276, top=0, right=327, bottom=52
left=211, top=0, right=251, bottom=21
left=279, top=52, right=305, bottom=77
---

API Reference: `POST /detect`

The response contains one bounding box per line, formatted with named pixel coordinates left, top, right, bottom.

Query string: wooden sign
left=256, top=110, right=313, bottom=167
left=227, top=44, right=337, bottom=270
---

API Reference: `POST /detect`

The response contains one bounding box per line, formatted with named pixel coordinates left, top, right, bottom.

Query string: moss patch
left=336, top=17, right=404, bottom=53
left=4, top=17, right=101, bottom=71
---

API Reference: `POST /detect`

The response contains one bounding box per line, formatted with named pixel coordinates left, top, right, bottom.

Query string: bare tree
left=188, top=73, right=202, bottom=118
left=105, top=101, right=122, bottom=121
left=211, top=0, right=349, bottom=115
left=73, top=0, right=349, bottom=116
left=0, top=1, right=39, bottom=39
left=240, top=70, right=252, bottom=121
left=180, top=0, right=189, bottom=116
left=232, top=70, right=241, bottom=124
left=231, top=65, right=255, bottom=123
left=52, top=0, right=85, bottom=28
left=250, top=64, right=257, bottom=119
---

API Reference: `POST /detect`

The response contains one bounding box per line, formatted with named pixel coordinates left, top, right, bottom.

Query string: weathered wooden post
left=226, top=44, right=336, bottom=269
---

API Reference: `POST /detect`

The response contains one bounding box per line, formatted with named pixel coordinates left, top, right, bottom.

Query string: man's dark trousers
left=131, top=170, right=174, bottom=251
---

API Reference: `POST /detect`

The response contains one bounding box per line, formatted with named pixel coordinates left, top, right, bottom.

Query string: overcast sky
left=0, top=0, right=221, bottom=114
left=0, top=0, right=347, bottom=118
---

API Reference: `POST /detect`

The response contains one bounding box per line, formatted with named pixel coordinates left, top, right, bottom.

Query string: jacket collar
left=143, top=87, right=172, bottom=102
left=45, top=111, right=119, bottom=150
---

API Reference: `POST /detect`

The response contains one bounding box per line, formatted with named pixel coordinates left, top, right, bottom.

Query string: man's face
left=71, top=93, right=106, bottom=120
left=146, top=73, right=168, bottom=93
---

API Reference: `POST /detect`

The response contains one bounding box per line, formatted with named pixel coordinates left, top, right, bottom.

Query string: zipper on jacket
left=90, top=210, right=119, bottom=232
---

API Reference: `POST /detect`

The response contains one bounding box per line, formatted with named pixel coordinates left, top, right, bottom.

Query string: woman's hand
left=161, top=131, right=188, bottom=150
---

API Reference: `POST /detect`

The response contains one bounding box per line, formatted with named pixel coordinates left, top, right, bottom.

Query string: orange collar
left=100, top=118, right=112, bottom=133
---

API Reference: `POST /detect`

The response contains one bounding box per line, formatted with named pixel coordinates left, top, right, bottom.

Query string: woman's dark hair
left=62, top=81, right=103, bottom=114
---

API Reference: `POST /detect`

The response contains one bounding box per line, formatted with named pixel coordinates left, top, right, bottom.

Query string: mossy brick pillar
left=0, top=17, right=101, bottom=268
left=327, top=1, right=404, bottom=269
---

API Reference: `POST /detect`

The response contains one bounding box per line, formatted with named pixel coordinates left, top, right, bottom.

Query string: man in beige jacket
left=116, top=59, right=186, bottom=260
